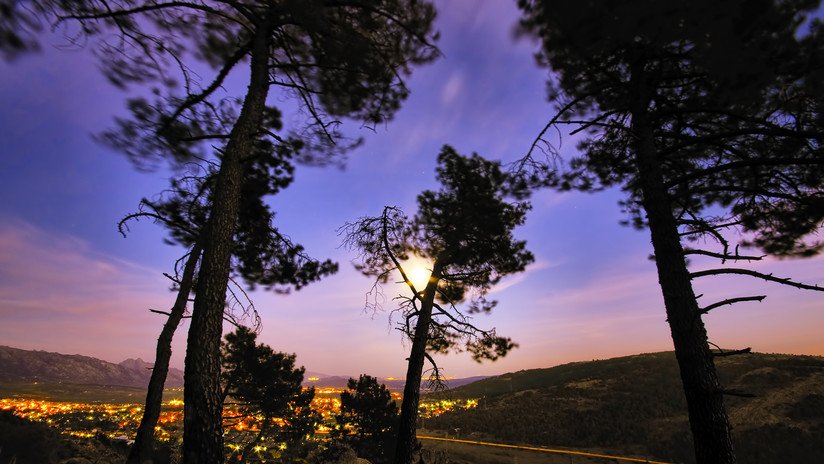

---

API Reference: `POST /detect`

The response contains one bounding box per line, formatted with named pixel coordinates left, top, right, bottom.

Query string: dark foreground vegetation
left=425, top=352, right=824, bottom=464
left=0, top=410, right=131, bottom=464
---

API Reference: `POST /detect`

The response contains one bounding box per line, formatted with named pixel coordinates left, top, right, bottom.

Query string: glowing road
left=417, top=435, right=671, bottom=463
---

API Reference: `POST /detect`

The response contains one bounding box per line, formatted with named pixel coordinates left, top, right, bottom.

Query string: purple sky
left=1, top=1, right=822, bottom=379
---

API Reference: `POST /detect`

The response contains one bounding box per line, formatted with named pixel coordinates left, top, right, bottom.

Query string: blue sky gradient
left=1, top=1, right=822, bottom=378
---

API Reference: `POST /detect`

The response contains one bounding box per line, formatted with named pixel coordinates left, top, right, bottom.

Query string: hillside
left=0, top=346, right=183, bottom=388
left=425, top=352, right=824, bottom=464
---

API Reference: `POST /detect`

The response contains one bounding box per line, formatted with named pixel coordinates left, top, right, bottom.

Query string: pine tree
left=221, top=327, right=317, bottom=462
left=9, top=2, right=439, bottom=461
left=517, top=1, right=824, bottom=462
left=332, top=375, right=399, bottom=464
left=342, top=145, right=534, bottom=464
left=119, top=166, right=336, bottom=463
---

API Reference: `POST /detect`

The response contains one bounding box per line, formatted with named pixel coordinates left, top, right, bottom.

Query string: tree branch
left=690, top=268, right=824, bottom=291
left=422, top=352, right=446, bottom=391
left=665, top=157, right=824, bottom=190
left=713, top=348, right=752, bottom=358
left=150, top=308, right=191, bottom=318
left=684, top=248, right=765, bottom=263
left=518, top=86, right=617, bottom=169
left=164, top=41, right=251, bottom=128
left=698, top=295, right=766, bottom=316
left=378, top=207, right=420, bottom=297
left=59, top=2, right=243, bottom=27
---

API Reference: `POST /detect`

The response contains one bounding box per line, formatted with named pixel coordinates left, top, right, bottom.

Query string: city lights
left=1, top=389, right=478, bottom=446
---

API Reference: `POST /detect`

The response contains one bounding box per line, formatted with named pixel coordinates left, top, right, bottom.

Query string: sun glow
left=403, top=256, right=433, bottom=291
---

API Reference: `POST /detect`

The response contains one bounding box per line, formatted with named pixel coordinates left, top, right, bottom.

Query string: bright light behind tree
left=402, top=256, right=433, bottom=291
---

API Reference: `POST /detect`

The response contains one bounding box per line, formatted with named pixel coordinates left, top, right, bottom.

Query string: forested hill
left=426, top=352, right=824, bottom=464
left=0, top=346, right=184, bottom=388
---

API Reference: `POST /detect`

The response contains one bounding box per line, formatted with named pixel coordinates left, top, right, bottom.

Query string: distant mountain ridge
left=0, top=346, right=184, bottom=388
left=118, top=357, right=184, bottom=387
left=0, top=346, right=484, bottom=391
left=302, top=372, right=489, bottom=391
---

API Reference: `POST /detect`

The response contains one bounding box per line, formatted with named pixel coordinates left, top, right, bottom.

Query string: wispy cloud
left=0, top=217, right=175, bottom=363
left=490, top=259, right=556, bottom=295
left=440, top=71, right=464, bottom=106
left=0, top=216, right=409, bottom=375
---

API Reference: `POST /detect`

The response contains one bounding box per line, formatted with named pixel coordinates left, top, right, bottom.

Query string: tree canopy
left=342, top=145, right=534, bottom=464
left=518, top=0, right=824, bottom=257
left=517, top=1, right=824, bottom=463
left=332, top=375, right=399, bottom=464
left=15, top=2, right=440, bottom=462
left=221, top=327, right=318, bottom=462
left=343, top=146, right=533, bottom=368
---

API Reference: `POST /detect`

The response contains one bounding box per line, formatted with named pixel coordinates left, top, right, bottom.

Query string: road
left=417, top=435, right=671, bottom=464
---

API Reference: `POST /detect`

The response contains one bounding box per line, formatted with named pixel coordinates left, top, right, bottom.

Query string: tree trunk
left=127, top=243, right=201, bottom=464
left=630, top=66, right=736, bottom=464
left=182, top=26, right=272, bottom=464
left=394, top=264, right=442, bottom=464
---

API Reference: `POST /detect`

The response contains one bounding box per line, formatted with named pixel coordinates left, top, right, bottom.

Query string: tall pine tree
left=119, top=164, right=336, bottom=463
left=518, top=1, right=824, bottom=462
left=342, top=146, right=534, bottom=464
left=9, top=2, right=439, bottom=461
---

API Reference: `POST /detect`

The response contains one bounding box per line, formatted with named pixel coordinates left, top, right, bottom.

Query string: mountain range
left=0, top=346, right=184, bottom=388
left=303, top=372, right=488, bottom=391
left=0, top=346, right=484, bottom=391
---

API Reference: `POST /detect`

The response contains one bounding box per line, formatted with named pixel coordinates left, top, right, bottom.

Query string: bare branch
left=690, top=268, right=824, bottom=291
left=380, top=220, right=420, bottom=297
left=678, top=185, right=809, bottom=204
left=684, top=248, right=765, bottom=263
left=275, top=38, right=337, bottom=146
left=164, top=40, right=251, bottom=128
left=225, top=276, right=261, bottom=331
left=659, top=126, right=824, bottom=159
left=522, top=87, right=615, bottom=163
left=708, top=341, right=752, bottom=359
left=422, top=352, right=447, bottom=392
left=150, top=308, right=191, bottom=318
left=118, top=208, right=198, bottom=239
left=431, top=302, right=484, bottom=336
left=698, top=296, right=766, bottom=316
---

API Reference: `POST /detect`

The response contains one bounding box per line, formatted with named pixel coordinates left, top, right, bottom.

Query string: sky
left=1, top=1, right=822, bottom=379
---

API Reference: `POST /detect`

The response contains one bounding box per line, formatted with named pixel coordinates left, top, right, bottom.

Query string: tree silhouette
left=332, top=375, right=399, bottom=464
left=120, top=165, right=336, bottom=464
left=0, top=0, right=45, bottom=60
left=517, top=1, right=824, bottom=462
left=11, top=2, right=439, bottom=461
left=342, top=145, right=534, bottom=464
left=220, top=326, right=317, bottom=463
